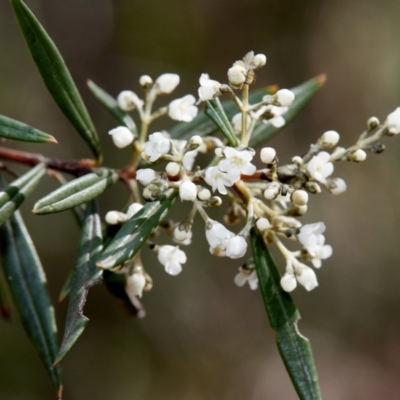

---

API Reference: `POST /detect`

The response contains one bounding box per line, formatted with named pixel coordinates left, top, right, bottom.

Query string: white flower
left=260, top=105, right=288, bottom=128
left=234, top=268, right=258, bottom=290
left=126, top=273, right=146, bottom=299
left=168, top=95, right=198, bottom=122
left=182, top=149, right=198, bottom=171
left=179, top=181, right=197, bottom=201
left=307, top=151, right=334, bottom=184
left=158, top=245, right=187, bottom=275
left=105, top=211, right=128, bottom=225
left=205, top=220, right=235, bottom=256
left=260, top=147, right=277, bottom=164
left=144, top=132, right=171, bottom=162
left=126, top=203, right=143, bottom=219
left=226, top=236, right=248, bottom=259
left=136, top=168, right=157, bottom=185
left=108, top=127, right=135, bottom=148
left=275, top=89, right=295, bottom=107
left=326, top=177, right=347, bottom=195
left=218, top=147, right=257, bottom=182
left=280, top=273, right=297, bottom=292
left=228, top=63, right=247, bottom=87
left=117, top=90, right=144, bottom=111
left=386, top=107, right=400, bottom=134
left=155, top=73, right=180, bottom=94
left=231, top=113, right=252, bottom=133
left=296, top=267, right=318, bottom=291
left=319, top=130, right=340, bottom=148
left=204, top=166, right=235, bottom=195
left=198, top=73, right=222, bottom=101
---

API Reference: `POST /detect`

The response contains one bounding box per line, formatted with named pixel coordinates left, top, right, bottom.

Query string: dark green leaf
left=0, top=163, right=46, bottom=226
left=33, top=169, right=118, bottom=215
left=11, top=0, right=102, bottom=162
left=55, top=201, right=103, bottom=365
left=204, top=98, right=238, bottom=147
left=87, top=80, right=137, bottom=133
left=249, top=75, right=326, bottom=148
left=0, top=204, right=62, bottom=393
left=58, top=271, right=72, bottom=302
left=0, top=115, right=56, bottom=144
left=250, top=230, right=322, bottom=400
left=0, top=269, right=12, bottom=320
left=97, top=189, right=177, bottom=269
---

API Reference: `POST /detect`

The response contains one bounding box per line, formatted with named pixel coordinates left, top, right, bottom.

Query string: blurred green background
left=1, top=0, right=400, bottom=399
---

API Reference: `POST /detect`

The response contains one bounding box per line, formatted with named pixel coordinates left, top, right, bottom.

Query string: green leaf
left=11, top=0, right=102, bottom=163
left=0, top=204, right=62, bottom=394
left=0, top=115, right=57, bottom=144
left=87, top=80, right=137, bottom=133
left=0, top=269, right=12, bottom=320
left=204, top=98, right=238, bottom=147
left=97, top=189, right=177, bottom=269
left=250, top=230, right=322, bottom=400
left=33, top=169, right=118, bottom=215
left=249, top=75, right=326, bottom=148
left=54, top=201, right=103, bottom=365
left=0, top=163, right=46, bottom=226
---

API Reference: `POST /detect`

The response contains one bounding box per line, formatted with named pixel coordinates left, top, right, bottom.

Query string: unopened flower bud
left=260, top=147, right=277, bottom=164
left=280, top=273, right=297, bottom=292
left=108, top=127, right=135, bottom=148
left=319, top=130, right=340, bottom=148
left=117, top=91, right=143, bottom=111
left=215, top=147, right=224, bottom=158
left=126, top=272, right=146, bottom=298
left=136, top=169, right=157, bottom=186
left=274, top=89, right=295, bottom=107
left=227, top=63, right=247, bottom=87
left=139, top=75, right=153, bottom=88
left=326, top=177, right=347, bottom=195
left=256, top=218, right=270, bottom=232
left=173, top=225, right=192, bottom=243
left=264, top=183, right=280, bottom=200
left=179, top=181, right=197, bottom=201
left=367, top=116, right=380, bottom=131
left=350, top=149, right=367, bottom=162
left=253, top=53, right=267, bottom=68
left=226, top=236, right=248, bottom=259
left=296, top=267, right=318, bottom=291
left=105, top=211, right=127, bottom=225
left=155, top=73, right=180, bottom=94
left=126, top=203, right=144, bottom=219
left=208, top=196, right=222, bottom=207
left=198, top=188, right=211, bottom=201
left=187, top=135, right=203, bottom=151
left=292, top=190, right=308, bottom=206
left=305, top=181, right=322, bottom=194
left=166, top=162, right=180, bottom=177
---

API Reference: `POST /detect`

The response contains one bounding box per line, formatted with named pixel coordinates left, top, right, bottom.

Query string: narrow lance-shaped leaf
left=0, top=186, right=62, bottom=395
left=250, top=229, right=322, bottom=400
left=11, top=0, right=102, bottom=162
left=0, top=163, right=46, bottom=226
left=0, top=115, right=56, bottom=144
left=204, top=98, right=238, bottom=147
left=33, top=169, right=118, bottom=215
left=249, top=75, right=326, bottom=148
left=87, top=80, right=137, bottom=133
left=0, top=269, right=12, bottom=320
left=55, top=201, right=103, bottom=365
left=97, top=189, right=178, bottom=269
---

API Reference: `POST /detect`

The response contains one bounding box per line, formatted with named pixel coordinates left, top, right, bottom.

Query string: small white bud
left=155, top=73, right=180, bottom=94
left=296, top=205, right=308, bottom=215
left=291, top=190, right=309, bottom=206
left=198, top=188, right=211, bottom=201
left=126, top=203, right=144, bottom=219
left=117, top=91, right=143, bottom=111
left=260, top=147, right=277, bottom=164
left=179, top=181, right=197, bottom=201
left=350, top=149, right=367, bottom=162
left=280, top=273, right=297, bottom=292
left=327, top=177, right=347, bottom=195
left=275, top=89, right=295, bottom=107
left=385, top=107, right=400, bottom=134
left=108, top=127, right=135, bottom=148
left=139, top=75, right=153, bottom=87
left=319, top=130, right=340, bottom=148
left=264, top=183, right=280, bottom=200
left=256, top=218, right=270, bottom=232
left=215, top=147, right=224, bottom=158
left=136, top=168, right=157, bottom=186
left=296, top=268, right=318, bottom=291
left=226, top=236, right=248, bottom=259
left=187, top=135, right=203, bottom=150
left=227, top=64, right=247, bottom=87
left=105, top=211, right=127, bottom=225
left=166, top=162, right=180, bottom=177
left=126, top=272, right=146, bottom=298
left=253, top=53, right=267, bottom=68
left=173, top=226, right=192, bottom=243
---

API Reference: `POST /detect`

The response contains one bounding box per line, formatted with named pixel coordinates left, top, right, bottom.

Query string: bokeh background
left=1, top=0, right=400, bottom=399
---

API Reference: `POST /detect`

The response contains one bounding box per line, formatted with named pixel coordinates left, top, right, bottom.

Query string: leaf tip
left=47, top=136, right=58, bottom=144
left=56, top=384, right=63, bottom=400
left=316, top=73, right=327, bottom=87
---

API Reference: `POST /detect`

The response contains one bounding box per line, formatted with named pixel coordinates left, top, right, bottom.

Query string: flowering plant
left=1, top=1, right=399, bottom=399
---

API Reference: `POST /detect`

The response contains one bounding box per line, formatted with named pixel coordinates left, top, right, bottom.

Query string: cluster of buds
left=105, top=51, right=400, bottom=300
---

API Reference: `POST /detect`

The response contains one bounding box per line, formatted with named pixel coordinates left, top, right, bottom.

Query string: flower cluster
left=104, top=51, right=400, bottom=301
